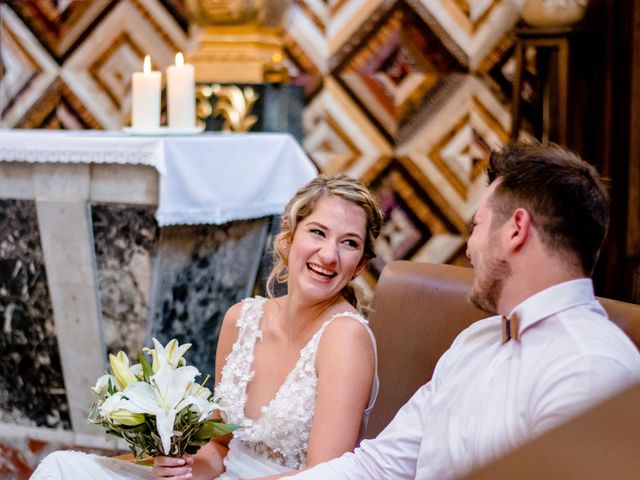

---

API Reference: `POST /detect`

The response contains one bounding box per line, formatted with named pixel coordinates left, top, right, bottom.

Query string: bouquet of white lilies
left=88, top=338, right=236, bottom=462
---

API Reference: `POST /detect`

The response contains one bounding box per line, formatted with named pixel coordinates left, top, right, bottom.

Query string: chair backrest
left=364, top=260, right=640, bottom=439
left=458, top=382, right=640, bottom=480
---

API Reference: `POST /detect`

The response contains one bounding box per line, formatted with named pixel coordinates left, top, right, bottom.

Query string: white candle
left=131, top=55, right=161, bottom=129
left=167, top=52, right=195, bottom=129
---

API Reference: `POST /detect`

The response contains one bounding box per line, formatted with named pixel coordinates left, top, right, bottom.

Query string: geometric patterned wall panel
left=332, top=2, right=466, bottom=140
left=1, top=0, right=528, bottom=283
left=60, top=0, right=191, bottom=129
left=0, top=5, right=60, bottom=128
left=0, top=0, right=191, bottom=129
left=288, top=0, right=523, bottom=282
left=396, top=75, right=512, bottom=224
left=303, top=76, right=393, bottom=178
left=417, top=0, right=520, bottom=70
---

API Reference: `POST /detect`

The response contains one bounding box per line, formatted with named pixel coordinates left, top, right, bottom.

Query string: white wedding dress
left=30, top=297, right=378, bottom=480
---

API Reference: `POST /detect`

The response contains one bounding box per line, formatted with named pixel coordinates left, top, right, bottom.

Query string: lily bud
left=109, top=353, right=138, bottom=391
left=110, top=409, right=146, bottom=426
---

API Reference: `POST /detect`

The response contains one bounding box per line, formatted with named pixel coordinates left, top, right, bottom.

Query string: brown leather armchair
left=363, top=261, right=485, bottom=439
left=363, top=260, right=640, bottom=478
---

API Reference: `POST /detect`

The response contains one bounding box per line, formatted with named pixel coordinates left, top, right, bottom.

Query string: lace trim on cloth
left=0, top=148, right=158, bottom=166
left=155, top=203, right=290, bottom=228
left=216, top=297, right=371, bottom=470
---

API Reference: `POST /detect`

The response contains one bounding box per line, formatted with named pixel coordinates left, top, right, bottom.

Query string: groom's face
left=466, top=182, right=511, bottom=314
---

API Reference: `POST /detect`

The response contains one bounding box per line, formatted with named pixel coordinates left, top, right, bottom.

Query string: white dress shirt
left=289, top=279, right=640, bottom=479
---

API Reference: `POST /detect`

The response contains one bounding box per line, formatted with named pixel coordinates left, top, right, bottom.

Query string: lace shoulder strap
left=215, top=296, right=267, bottom=424
left=236, top=296, right=267, bottom=333
left=227, top=296, right=266, bottom=372
left=302, top=311, right=373, bottom=364
left=302, top=311, right=379, bottom=417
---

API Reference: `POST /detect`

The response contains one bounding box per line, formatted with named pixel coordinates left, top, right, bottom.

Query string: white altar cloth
left=0, top=129, right=317, bottom=226
left=0, top=129, right=164, bottom=170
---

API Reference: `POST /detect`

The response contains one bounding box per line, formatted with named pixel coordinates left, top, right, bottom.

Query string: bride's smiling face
left=287, top=194, right=367, bottom=303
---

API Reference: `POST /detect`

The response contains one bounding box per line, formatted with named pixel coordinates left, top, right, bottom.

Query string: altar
left=0, top=129, right=316, bottom=446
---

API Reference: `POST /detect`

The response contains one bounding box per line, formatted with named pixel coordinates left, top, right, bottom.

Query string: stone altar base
left=0, top=202, right=274, bottom=478
left=148, top=218, right=271, bottom=378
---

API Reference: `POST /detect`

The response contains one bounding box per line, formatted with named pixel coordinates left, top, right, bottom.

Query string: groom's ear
left=507, top=208, right=532, bottom=253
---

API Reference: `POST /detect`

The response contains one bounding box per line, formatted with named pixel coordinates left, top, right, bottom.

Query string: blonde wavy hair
left=266, top=174, right=383, bottom=313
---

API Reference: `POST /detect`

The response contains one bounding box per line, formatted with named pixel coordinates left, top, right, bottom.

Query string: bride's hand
left=153, top=454, right=194, bottom=479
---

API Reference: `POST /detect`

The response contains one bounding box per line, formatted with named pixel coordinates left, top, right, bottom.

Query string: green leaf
left=137, top=351, right=154, bottom=382
left=193, top=420, right=238, bottom=439
left=107, top=379, right=117, bottom=395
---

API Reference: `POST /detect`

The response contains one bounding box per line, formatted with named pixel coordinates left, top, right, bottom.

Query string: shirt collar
left=507, top=278, right=596, bottom=339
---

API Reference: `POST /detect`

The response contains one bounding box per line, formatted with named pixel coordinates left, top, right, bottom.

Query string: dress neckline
left=242, top=297, right=363, bottom=423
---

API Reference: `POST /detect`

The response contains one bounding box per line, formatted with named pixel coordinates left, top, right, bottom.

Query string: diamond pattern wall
left=288, top=0, right=524, bottom=283
left=0, top=0, right=530, bottom=283
left=0, top=0, right=191, bottom=129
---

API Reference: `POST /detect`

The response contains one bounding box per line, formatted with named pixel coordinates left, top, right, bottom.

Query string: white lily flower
left=91, top=373, right=114, bottom=399
left=183, top=383, right=216, bottom=421
left=96, top=392, right=145, bottom=426
left=98, top=391, right=126, bottom=417
left=117, top=362, right=201, bottom=454
left=143, top=338, right=192, bottom=373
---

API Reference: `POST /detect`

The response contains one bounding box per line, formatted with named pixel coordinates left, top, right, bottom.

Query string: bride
left=31, top=174, right=384, bottom=480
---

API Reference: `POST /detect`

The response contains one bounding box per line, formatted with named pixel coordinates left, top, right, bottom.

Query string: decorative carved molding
left=196, top=84, right=259, bottom=131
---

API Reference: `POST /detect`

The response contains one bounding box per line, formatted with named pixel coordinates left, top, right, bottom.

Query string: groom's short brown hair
left=486, top=142, right=610, bottom=275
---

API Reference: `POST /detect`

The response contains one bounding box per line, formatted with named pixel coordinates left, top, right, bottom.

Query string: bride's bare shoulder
left=317, top=312, right=374, bottom=362
left=222, top=300, right=245, bottom=324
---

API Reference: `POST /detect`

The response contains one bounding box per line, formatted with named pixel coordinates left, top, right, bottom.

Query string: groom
left=286, top=142, right=640, bottom=479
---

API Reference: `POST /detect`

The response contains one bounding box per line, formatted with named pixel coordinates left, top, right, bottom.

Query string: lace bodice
left=215, top=297, right=377, bottom=470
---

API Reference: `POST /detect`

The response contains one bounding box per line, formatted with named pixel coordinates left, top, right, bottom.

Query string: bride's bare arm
left=306, top=316, right=375, bottom=463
